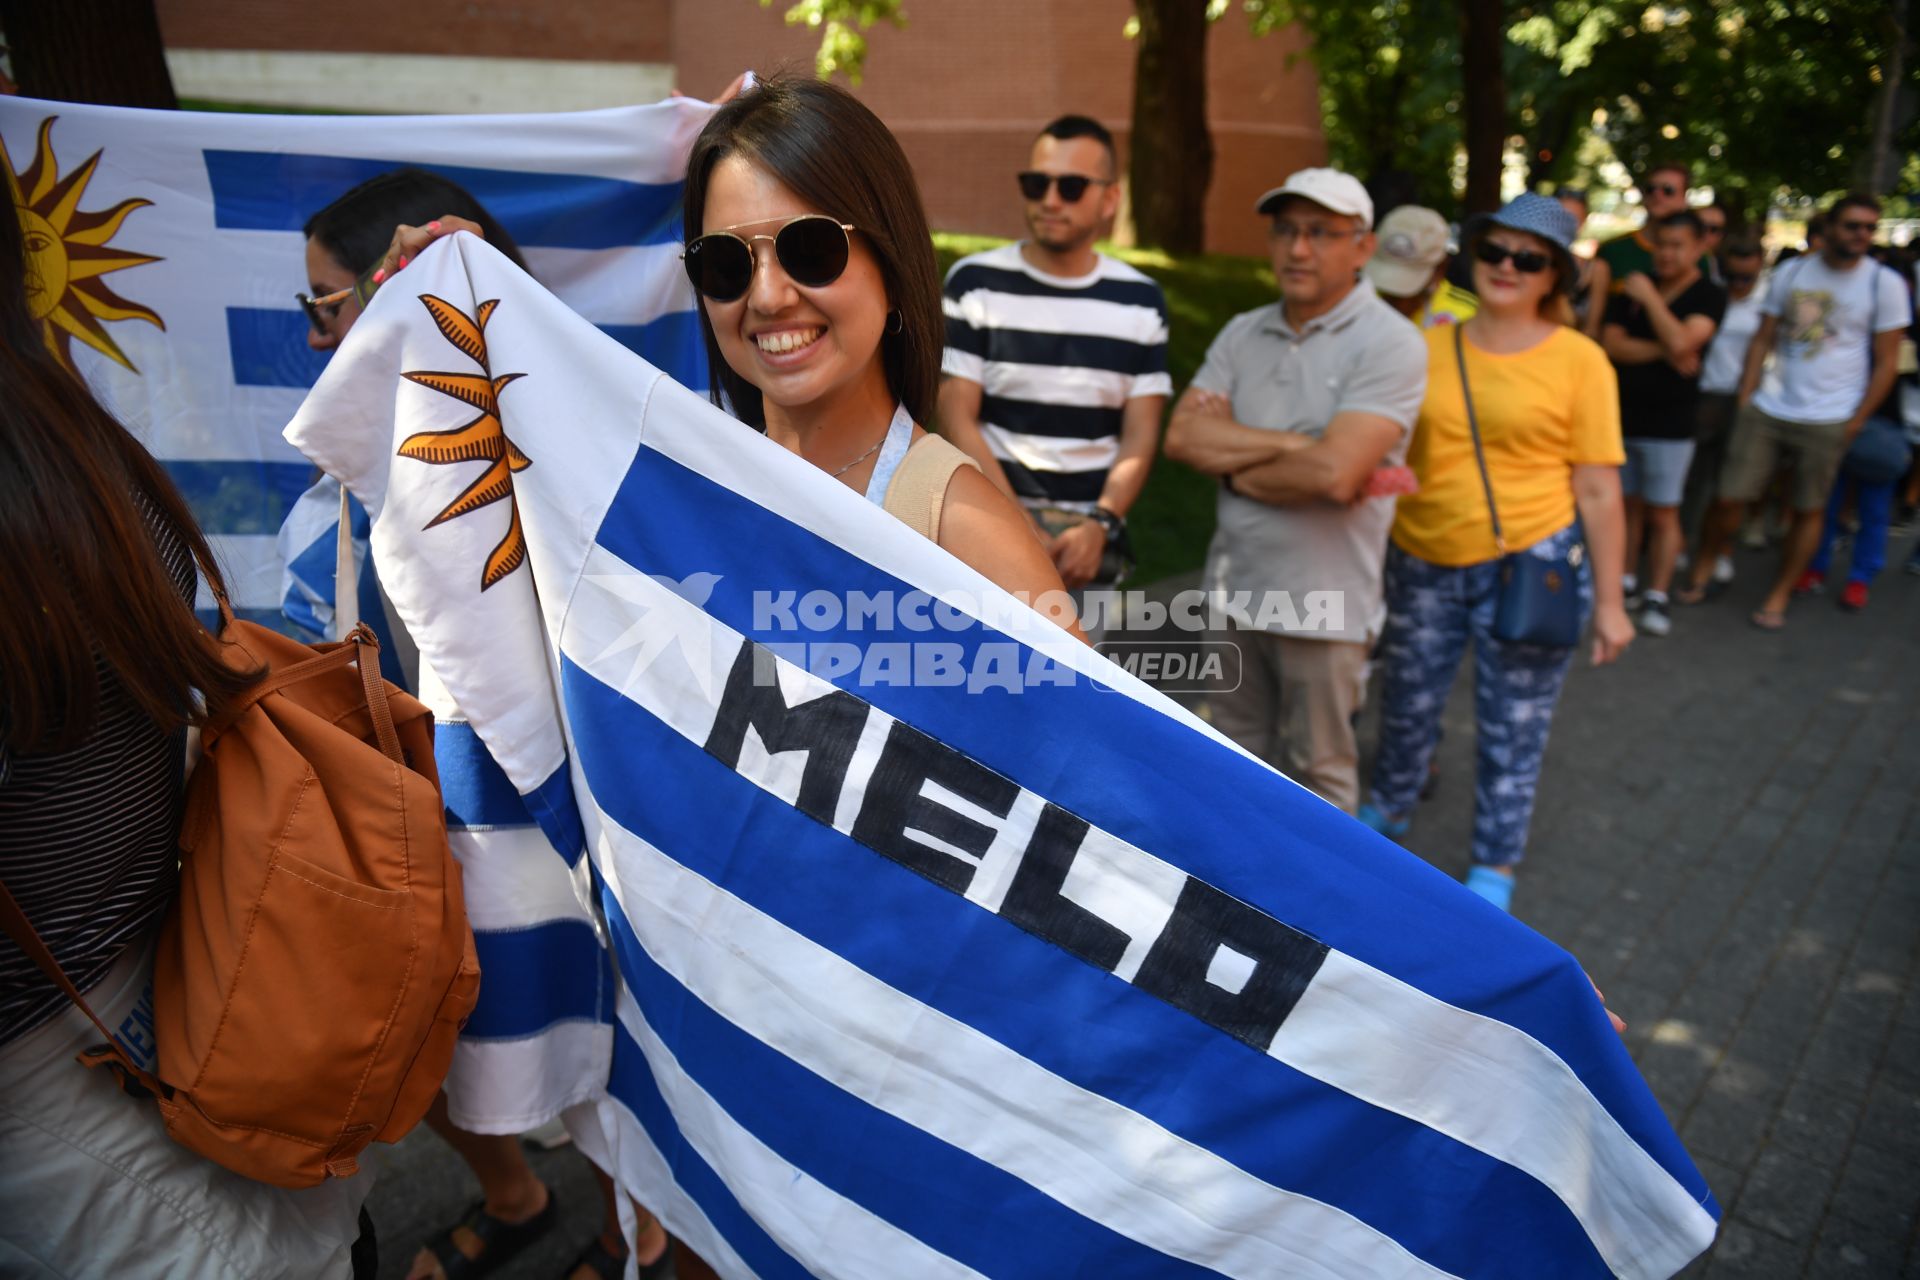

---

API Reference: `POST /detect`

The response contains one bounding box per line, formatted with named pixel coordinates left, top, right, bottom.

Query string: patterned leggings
left=1368, top=525, right=1591, bottom=868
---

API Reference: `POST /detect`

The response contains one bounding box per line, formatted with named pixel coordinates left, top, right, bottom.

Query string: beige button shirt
left=1193, top=279, right=1428, bottom=643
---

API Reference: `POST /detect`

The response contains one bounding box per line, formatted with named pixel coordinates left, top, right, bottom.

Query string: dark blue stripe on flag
left=597, top=888, right=1224, bottom=1280
left=562, top=656, right=1610, bottom=1280
left=526, top=760, right=588, bottom=867
left=464, top=920, right=614, bottom=1040
left=229, top=307, right=705, bottom=395
left=165, top=459, right=316, bottom=536
left=438, top=722, right=537, bottom=831
left=204, top=150, right=686, bottom=250
left=227, top=308, right=333, bottom=389
left=586, top=440, right=1710, bottom=1236
left=605, top=1020, right=818, bottom=1280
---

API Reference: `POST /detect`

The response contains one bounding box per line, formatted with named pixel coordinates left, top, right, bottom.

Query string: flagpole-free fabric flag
left=0, top=93, right=712, bottom=629
left=1, top=92, right=714, bottom=1136
left=289, top=234, right=1719, bottom=1279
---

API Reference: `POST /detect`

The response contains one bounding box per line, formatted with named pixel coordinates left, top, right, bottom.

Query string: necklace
left=830, top=428, right=890, bottom=478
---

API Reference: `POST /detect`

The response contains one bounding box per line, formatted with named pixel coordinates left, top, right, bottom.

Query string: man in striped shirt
left=938, top=116, right=1171, bottom=601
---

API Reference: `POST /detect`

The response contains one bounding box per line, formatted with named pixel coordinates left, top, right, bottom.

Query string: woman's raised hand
left=372, top=214, right=486, bottom=285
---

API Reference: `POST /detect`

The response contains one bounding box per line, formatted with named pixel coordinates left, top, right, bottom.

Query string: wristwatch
left=1090, top=505, right=1125, bottom=538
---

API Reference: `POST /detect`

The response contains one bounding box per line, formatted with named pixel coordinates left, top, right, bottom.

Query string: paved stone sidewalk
left=365, top=537, right=1919, bottom=1278
left=1353, top=536, right=1920, bottom=1279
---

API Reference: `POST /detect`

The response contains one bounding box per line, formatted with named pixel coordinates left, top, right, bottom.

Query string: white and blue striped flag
left=288, top=233, right=1718, bottom=1278
left=1, top=93, right=714, bottom=1135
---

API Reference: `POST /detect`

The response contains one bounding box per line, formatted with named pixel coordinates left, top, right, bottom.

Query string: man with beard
left=939, top=116, right=1170, bottom=611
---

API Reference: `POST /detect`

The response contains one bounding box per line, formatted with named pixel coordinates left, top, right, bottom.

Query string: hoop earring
left=885, top=309, right=904, bottom=335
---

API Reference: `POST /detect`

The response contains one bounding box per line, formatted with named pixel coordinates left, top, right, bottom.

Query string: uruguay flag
left=288, top=234, right=1718, bottom=1279
left=1, top=93, right=713, bottom=1135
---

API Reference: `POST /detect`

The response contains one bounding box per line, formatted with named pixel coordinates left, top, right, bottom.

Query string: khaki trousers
left=1206, top=626, right=1368, bottom=813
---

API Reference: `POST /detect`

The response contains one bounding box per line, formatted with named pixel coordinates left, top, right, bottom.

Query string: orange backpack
left=1, top=609, right=480, bottom=1189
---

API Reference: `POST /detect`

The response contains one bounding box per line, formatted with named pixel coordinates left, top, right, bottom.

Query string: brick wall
left=154, top=0, right=1323, bottom=254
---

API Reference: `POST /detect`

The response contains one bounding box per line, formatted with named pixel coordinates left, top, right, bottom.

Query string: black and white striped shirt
left=942, top=245, right=1171, bottom=510
left=0, top=499, right=191, bottom=1048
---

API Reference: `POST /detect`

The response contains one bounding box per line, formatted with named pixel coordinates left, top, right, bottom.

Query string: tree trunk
left=1857, top=1, right=1910, bottom=193
left=0, top=0, right=179, bottom=109
left=1129, top=0, right=1213, bottom=254
left=1458, top=0, right=1505, bottom=214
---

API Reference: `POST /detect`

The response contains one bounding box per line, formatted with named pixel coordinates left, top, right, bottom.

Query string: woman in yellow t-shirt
left=1356, top=194, right=1633, bottom=912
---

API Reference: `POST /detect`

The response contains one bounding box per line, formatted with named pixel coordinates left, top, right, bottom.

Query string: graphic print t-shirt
left=1753, top=256, right=1912, bottom=424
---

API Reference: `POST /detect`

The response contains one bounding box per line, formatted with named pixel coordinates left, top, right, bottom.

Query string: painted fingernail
left=428, top=220, right=441, bottom=231
left=371, top=268, right=387, bottom=284
left=397, top=255, right=409, bottom=269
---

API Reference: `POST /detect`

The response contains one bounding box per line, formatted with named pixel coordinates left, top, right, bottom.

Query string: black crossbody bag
left=1454, top=324, right=1586, bottom=647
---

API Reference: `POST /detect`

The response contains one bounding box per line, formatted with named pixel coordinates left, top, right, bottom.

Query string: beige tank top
left=881, top=434, right=981, bottom=542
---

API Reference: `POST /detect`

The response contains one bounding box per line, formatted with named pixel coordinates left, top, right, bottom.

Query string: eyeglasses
left=1017, top=171, right=1112, bottom=203
left=1473, top=240, right=1552, bottom=274
left=682, top=214, right=858, bottom=303
left=1648, top=182, right=1683, bottom=197
left=1270, top=222, right=1364, bottom=249
left=1837, top=219, right=1879, bottom=235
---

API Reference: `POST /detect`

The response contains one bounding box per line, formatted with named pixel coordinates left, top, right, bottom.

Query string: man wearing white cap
left=1366, top=205, right=1479, bottom=330
left=1165, top=168, right=1428, bottom=813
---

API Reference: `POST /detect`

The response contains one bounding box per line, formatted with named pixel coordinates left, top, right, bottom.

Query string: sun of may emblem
left=399, top=295, right=531, bottom=591
left=4, top=116, right=164, bottom=374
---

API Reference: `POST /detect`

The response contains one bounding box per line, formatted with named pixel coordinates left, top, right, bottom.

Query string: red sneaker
left=1839, top=580, right=1868, bottom=612
left=1793, top=569, right=1826, bottom=596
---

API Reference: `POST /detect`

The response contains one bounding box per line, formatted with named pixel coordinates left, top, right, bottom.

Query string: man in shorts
left=1683, top=193, right=1910, bottom=627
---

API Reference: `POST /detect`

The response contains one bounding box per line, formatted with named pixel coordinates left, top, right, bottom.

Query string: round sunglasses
left=1474, top=239, right=1552, bottom=274
left=682, top=214, right=858, bottom=303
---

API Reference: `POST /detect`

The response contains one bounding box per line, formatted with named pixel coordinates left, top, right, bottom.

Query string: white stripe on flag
left=444, top=1024, right=612, bottom=1135
left=206, top=533, right=293, bottom=610
left=449, top=827, right=594, bottom=931
left=609, top=983, right=987, bottom=1280
left=524, top=243, right=697, bottom=328
left=568, top=555, right=1463, bottom=1280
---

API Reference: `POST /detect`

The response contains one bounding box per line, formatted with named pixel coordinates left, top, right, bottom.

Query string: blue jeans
left=1810, top=474, right=1896, bottom=585
left=1368, top=525, right=1592, bottom=868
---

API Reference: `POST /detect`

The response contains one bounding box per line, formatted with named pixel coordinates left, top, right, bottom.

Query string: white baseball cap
left=1254, top=168, right=1374, bottom=230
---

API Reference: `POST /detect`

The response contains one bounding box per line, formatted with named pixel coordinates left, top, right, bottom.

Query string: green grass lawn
left=933, top=233, right=1277, bottom=586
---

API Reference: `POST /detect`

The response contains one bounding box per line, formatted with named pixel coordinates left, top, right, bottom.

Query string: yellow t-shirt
left=1392, top=324, right=1623, bottom=566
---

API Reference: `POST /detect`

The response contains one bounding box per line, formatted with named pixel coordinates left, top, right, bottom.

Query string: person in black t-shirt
left=1602, top=210, right=1727, bottom=636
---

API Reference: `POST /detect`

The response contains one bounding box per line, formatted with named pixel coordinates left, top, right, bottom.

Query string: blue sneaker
left=1356, top=803, right=1410, bottom=839
left=1465, top=865, right=1516, bottom=912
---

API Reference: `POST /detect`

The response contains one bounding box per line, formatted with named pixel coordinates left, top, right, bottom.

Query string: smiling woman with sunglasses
left=680, top=76, right=1076, bottom=623
left=1357, top=193, right=1632, bottom=913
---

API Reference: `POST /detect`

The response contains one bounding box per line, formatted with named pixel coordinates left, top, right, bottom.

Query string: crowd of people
left=4, top=68, right=1916, bottom=1278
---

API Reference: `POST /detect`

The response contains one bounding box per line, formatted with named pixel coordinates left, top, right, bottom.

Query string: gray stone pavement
left=364, top=534, right=1920, bottom=1279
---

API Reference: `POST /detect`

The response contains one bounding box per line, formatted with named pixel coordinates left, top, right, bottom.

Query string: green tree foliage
left=1241, top=0, right=1917, bottom=214
left=761, top=0, right=907, bottom=84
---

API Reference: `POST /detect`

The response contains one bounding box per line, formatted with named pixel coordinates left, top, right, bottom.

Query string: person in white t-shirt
left=1682, top=193, right=1910, bottom=628
left=1680, top=239, right=1767, bottom=558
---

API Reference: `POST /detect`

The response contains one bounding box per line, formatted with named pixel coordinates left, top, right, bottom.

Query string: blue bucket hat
left=1463, top=192, right=1580, bottom=293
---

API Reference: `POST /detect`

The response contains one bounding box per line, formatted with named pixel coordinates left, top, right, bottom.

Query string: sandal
left=1748, top=608, right=1787, bottom=631
left=563, top=1235, right=675, bottom=1280
left=425, top=1192, right=559, bottom=1279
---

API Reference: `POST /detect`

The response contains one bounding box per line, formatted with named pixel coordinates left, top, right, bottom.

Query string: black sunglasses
left=1474, top=240, right=1552, bottom=274
left=1649, top=182, right=1683, bottom=197
left=1017, top=171, right=1110, bottom=203
left=682, top=214, right=857, bottom=303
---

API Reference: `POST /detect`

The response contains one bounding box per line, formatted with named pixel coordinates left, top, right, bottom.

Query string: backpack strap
left=882, top=434, right=981, bottom=542
left=0, top=878, right=172, bottom=1100
left=205, top=623, right=404, bottom=764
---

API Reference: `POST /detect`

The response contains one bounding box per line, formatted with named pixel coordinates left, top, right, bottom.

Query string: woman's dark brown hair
left=0, top=202, right=256, bottom=754
left=681, top=75, right=942, bottom=430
